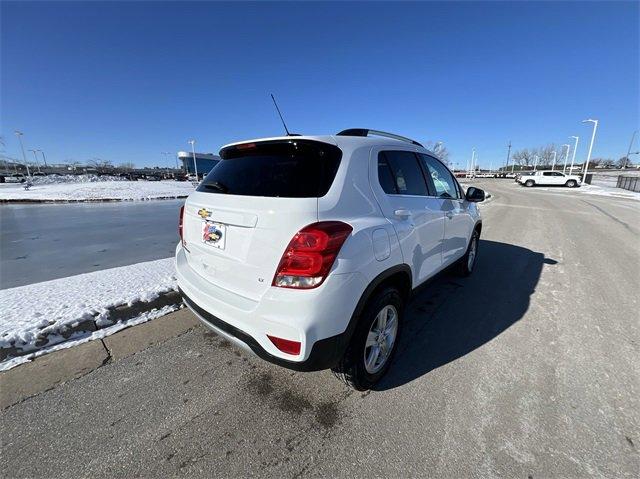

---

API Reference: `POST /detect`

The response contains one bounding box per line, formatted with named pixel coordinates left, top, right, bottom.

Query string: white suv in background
left=176, top=129, right=485, bottom=389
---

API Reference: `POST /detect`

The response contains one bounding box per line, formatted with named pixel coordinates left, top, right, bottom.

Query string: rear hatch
left=182, top=139, right=342, bottom=301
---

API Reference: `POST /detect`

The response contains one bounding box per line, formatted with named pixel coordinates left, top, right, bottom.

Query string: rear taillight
left=272, top=221, right=352, bottom=289
left=178, top=205, right=185, bottom=241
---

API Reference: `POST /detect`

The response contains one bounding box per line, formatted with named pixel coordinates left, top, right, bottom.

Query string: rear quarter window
left=197, top=140, right=341, bottom=198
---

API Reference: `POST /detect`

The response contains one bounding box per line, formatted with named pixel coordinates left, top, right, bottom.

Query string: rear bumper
left=175, top=244, right=367, bottom=371
left=180, top=289, right=348, bottom=371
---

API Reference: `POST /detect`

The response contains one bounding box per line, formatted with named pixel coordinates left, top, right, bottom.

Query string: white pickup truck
left=517, top=170, right=581, bottom=188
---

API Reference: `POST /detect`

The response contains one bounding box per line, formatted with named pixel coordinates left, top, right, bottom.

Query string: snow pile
left=30, top=174, right=128, bottom=185
left=0, top=258, right=179, bottom=370
left=0, top=180, right=195, bottom=201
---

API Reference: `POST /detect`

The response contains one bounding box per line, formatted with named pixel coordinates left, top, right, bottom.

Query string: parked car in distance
left=517, top=170, right=581, bottom=187
left=176, top=129, right=486, bottom=390
left=174, top=172, right=188, bottom=181
left=2, top=173, right=27, bottom=183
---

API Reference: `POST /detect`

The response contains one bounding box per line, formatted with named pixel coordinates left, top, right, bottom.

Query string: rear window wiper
left=202, top=181, right=229, bottom=193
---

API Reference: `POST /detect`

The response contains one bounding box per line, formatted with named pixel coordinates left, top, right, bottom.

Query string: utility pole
left=14, top=131, right=31, bottom=177
left=505, top=141, right=511, bottom=171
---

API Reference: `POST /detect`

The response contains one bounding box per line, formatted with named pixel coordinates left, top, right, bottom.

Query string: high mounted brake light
left=235, top=142, right=256, bottom=150
left=272, top=221, right=352, bottom=289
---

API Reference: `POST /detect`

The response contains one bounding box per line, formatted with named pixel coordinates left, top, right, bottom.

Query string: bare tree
left=425, top=141, right=450, bottom=163
left=87, top=158, right=114, bottom=174
left=511, top=148, right=534, bottom=166
left=617, top=156, right=631, bottom=168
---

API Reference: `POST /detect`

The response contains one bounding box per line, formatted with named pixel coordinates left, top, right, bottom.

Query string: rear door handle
left=445, top=211, right=454, bottom=219
left=394, top=209, right=411, bottom=219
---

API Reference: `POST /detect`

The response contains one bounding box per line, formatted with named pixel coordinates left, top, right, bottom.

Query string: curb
left=0, top=308, right=199, bottom=409
left=0, top=195, right=189, bottom=204
left=0, top=290, right=182, bottom=363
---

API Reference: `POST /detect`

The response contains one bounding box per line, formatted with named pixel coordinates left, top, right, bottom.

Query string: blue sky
left=2, top=1, right=638, bottom=169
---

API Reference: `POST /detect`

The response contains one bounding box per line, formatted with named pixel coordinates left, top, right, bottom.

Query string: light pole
left=569, top=135, right=579, bottom=175
left=28, top=149, right=42, bottom=172
left=37, top=149, right=47, bottom=167
left=14, top=131, right=31, bottom=177
left=581, top=119, right=598, bottom=184
left=624, top=130, right=638, bottom=169
left=188, top=140, right=198, bottom=181
left=505, top=141, right=511, bottom=171
left=551, top=151, right=557, bottom=171
left=533, top=155, right=539, bottom=171
left=470, top=148, right=476, bottom=177
left=561, top=144, right=570, bottom=174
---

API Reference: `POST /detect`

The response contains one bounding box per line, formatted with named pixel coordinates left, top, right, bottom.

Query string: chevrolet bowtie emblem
left=197, top=208, right=211, bottom=219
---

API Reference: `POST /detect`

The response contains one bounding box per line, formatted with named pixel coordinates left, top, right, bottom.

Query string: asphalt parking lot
left=1, top=180, right=638, bottom=478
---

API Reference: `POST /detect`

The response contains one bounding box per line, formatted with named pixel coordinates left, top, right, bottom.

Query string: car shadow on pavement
left=375, top=239, right=556, bottom=391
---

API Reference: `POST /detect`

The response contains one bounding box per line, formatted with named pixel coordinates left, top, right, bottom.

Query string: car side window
left=543, top=172, right=553, bottom=176
left=420, top=154, right=459, bottom=199
left=377, top=155, right=398, bottom=194
left=379, top=151, right=429, bottom=196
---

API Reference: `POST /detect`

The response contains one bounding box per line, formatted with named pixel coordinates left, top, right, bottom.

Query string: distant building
left=177, top=151, right=221, bottom=178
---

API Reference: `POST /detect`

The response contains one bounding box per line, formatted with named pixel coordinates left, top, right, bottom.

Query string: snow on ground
left=0, top=179, right=195, bottom=201
left=0, top=258, right=178, bottom=370
left=578, top=184, right=640, bottom=200
left=30, top=174, right=127, bottom=185
left=1, top=305, right=179, bottom=371
left=533, top=183, right=640, bottom=201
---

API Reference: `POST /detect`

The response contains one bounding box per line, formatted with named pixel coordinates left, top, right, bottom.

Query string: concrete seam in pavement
left=1, top=309, right=199, bottom=410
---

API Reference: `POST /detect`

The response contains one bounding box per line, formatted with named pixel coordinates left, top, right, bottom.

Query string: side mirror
left=465, top=186, right=485, bottom=202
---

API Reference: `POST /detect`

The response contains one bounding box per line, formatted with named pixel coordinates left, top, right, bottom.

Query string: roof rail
left=336, top=128, right=423, bottom=147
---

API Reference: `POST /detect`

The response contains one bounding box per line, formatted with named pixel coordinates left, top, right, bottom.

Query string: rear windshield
left=197, top=140, right=342, bottom=198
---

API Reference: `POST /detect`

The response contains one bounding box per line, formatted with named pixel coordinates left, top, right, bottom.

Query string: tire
left=332, top=287, right=404, bottom=391
left=565, top=180, right=577, bottom=188
left=459, top=230, right=479, bottom=277
left=525, top=180, right=535, bottom=187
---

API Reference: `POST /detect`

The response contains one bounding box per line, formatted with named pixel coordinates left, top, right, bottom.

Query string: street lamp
left=14, top=131, right=31, bottom=177
left=561, top=144, right=571, bottom=174
left=551, top=151, right=557, bottom=171
left=187, top=139, right=199, bottom=181
left=468, top=148, right=476, bottom=177
left=37, top=149, right=47, bottom=168
left=581, top=119, right=598, bottom=184
left=533, top=155, right=539, bottom=171
left=569, top=136, right=579, bottom=175
left=28, top=149, right=42, bottom=172
left=624, top=130, right=637, bottom=169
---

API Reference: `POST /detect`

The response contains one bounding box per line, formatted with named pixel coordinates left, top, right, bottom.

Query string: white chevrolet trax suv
left=176, top=129, right=485, bottom=390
